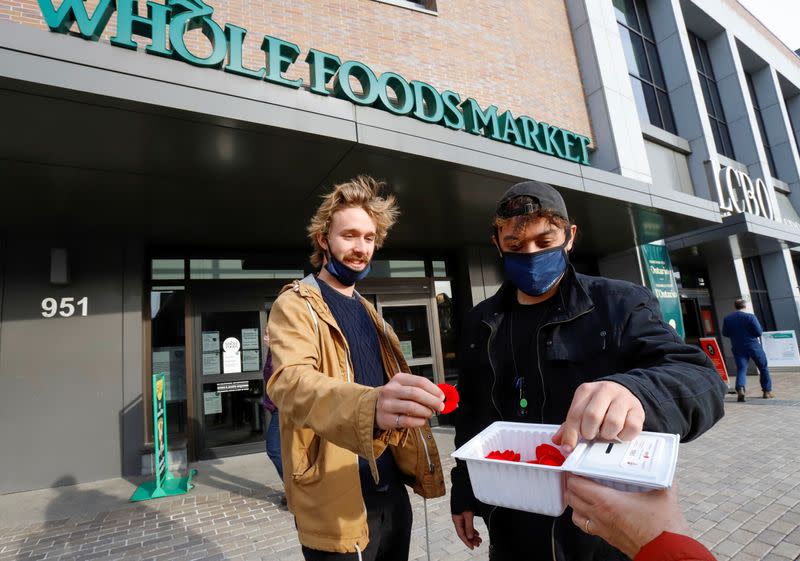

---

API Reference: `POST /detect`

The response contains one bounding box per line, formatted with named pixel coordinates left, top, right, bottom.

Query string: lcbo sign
left=717, top=165, right=775, bottom=220
left=37, top=0, right=592, bottom=166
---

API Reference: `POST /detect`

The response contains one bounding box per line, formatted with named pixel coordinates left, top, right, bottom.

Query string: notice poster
left=241, top=328, right=260, bottom=350
left=242, top=349, right=260, bottom=372
left=699, top=337, right=729, bottom=383
left=152, top=347, right=186, bottom=401
left=762, top=331, right=800, bottom=367
left=222, top=337, right=242, bottom=374
left=640, top=243, right=686, bottom=340
left=400, top=340, right=413, bottom=361
left=202, top=331, right=220, bottom=352
left=202, top=352, right=220, bottom=375
left=203, top=391, right=222, bottom=415
left=217, top=380, right=250, bottom=393
left=152, top=350, right=170, bottom=379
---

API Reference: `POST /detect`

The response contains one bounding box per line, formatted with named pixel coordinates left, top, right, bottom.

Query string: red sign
left=700, top=337, right=728, bottom=383
left=701, top=309, right=715, bottom=335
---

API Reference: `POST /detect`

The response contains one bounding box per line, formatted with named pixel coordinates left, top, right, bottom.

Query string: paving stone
left=742, top=540, right=775, bottom=557
left=729, top=552, right=761, bottom=561
left=3, top=372, right=800, bottom=560
left=768, top=542, right=800, bottom=559
left=713, top=539, right=745, bottom=557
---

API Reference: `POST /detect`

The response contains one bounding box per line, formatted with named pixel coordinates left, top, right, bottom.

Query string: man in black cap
left=450, top=180, right=726, bottom=561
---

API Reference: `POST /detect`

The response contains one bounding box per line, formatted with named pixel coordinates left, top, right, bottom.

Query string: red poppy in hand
left=437, top=383, right=460, bottom=414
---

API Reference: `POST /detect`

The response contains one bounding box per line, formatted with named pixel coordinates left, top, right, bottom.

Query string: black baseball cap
left=495, top=180, right=569, bottom=221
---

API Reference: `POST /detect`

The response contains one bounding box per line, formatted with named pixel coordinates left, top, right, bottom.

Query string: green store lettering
left=37, top=0, right=591, bottom=166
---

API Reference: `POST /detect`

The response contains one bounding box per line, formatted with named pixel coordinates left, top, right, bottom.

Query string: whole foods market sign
left=37, top=0, right=592, bottom=165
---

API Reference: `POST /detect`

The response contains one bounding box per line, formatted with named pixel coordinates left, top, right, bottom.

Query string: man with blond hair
left=268, top=175, right=446, bottom=560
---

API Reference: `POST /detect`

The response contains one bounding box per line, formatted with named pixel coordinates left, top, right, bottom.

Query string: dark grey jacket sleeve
left=601, top=287, right=726, bottom=443
left=450, top=310, right=482, bottom=515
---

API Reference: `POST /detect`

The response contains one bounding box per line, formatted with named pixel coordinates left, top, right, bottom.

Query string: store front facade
left=4, top=0, right=799, bottom=493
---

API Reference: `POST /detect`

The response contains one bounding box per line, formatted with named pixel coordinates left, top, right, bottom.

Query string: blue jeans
left=734, top=347, right=772, bottom=392
left=265, top=410, right=283, bottom=480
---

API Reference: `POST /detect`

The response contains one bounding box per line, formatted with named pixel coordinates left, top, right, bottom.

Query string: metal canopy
left=1, top=78, right=714, bottom=259
left=667, top=213, right=800, bottom=265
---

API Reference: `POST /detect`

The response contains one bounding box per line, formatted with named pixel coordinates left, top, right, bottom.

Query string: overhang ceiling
left=1, top=78, right=711, bottom=259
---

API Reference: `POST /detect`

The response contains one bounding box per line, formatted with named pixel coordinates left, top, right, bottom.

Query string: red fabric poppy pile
left=437, top=383, right=460, bottom=415
left=485, top=443, right=566, bottom=466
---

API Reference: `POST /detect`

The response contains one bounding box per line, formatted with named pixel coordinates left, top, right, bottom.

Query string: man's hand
left=552, top=381, right=644, bottom=453
left=375, top=373, right=444, bottom=430
left=565, top=475, right=689, bottom=559
left=452, top=511, right=482, bottom=549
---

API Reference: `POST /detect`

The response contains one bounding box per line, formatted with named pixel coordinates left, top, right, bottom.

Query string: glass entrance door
left=377, top=293, right=445, bottom=384
left=190, top=281, right=282, bottom=459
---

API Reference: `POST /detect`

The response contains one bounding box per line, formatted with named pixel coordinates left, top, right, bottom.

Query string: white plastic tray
left=451, top=422, right=567, bottom=515
left=452, top=421, right=679, bottom=516
left=563, top=430, right=679, bottom=492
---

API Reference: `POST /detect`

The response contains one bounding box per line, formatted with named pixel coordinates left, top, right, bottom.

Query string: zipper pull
left=600, top=330, right=607, bottom=350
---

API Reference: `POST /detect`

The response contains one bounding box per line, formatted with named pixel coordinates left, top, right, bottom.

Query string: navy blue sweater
left=318, top=278, right=399, bottom=493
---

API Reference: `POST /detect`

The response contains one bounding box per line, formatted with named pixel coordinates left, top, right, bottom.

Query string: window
left=688, top=32, right=736, bottom=159
left=150, top=288, right=188, bottom=439
left=370, top=260, right=427, bottom=278
left=151, top=259, right=185, bottom=281
left=189, top=259, right=301, bottom=280
left=614, top=0, right=677, bottom=133
left=743, top=257, right=776, bottom=331
left=746, top=74, right=778, bottom=178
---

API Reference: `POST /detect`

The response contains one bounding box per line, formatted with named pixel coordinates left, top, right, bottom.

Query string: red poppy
left=485, top=449, right=521, bottom=462
left=526, top=443, right=566, bottom=466
left=485, top=443, right=565, bottom=465
left=437, top=383, right=460, bottom=414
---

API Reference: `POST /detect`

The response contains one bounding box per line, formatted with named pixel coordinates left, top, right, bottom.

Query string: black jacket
left=450, top=267, right=726, bottom=561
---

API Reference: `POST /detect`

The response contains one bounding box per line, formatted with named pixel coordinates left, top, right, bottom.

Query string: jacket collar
left=481, top=265, right=594, bottom=329
left=284, top=274, right=370, bottom=330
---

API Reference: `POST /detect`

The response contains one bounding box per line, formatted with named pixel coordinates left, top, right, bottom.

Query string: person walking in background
left=722, top=298, right=774, bottom=401
left=262, top=327, right=286, bottom=506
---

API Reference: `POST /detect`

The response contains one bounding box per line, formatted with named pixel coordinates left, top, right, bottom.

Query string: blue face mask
left=324, top=251, right=371, bottom=286
left=502, top=235, right=571, bottom=297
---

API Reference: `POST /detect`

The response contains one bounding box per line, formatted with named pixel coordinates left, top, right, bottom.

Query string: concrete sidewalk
left=1, top=372, right=800, bottom=560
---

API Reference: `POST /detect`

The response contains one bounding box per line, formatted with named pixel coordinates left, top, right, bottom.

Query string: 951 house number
left=41, top=297, right=88, bottom=318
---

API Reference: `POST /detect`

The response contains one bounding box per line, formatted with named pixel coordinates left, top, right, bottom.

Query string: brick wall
left=1, top=0, right=593, bottom=141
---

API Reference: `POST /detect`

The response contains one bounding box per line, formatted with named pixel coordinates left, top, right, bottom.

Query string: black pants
left=301, top=483, right=412, bottom=561
left=485, top=507, right=629, bottom=561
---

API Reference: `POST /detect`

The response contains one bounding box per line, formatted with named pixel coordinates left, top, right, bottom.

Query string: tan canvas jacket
left=267, top=275, right=446, bottom=553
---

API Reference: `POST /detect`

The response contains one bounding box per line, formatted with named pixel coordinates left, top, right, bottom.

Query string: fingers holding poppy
left=437, top=383, right=460, bottom=414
